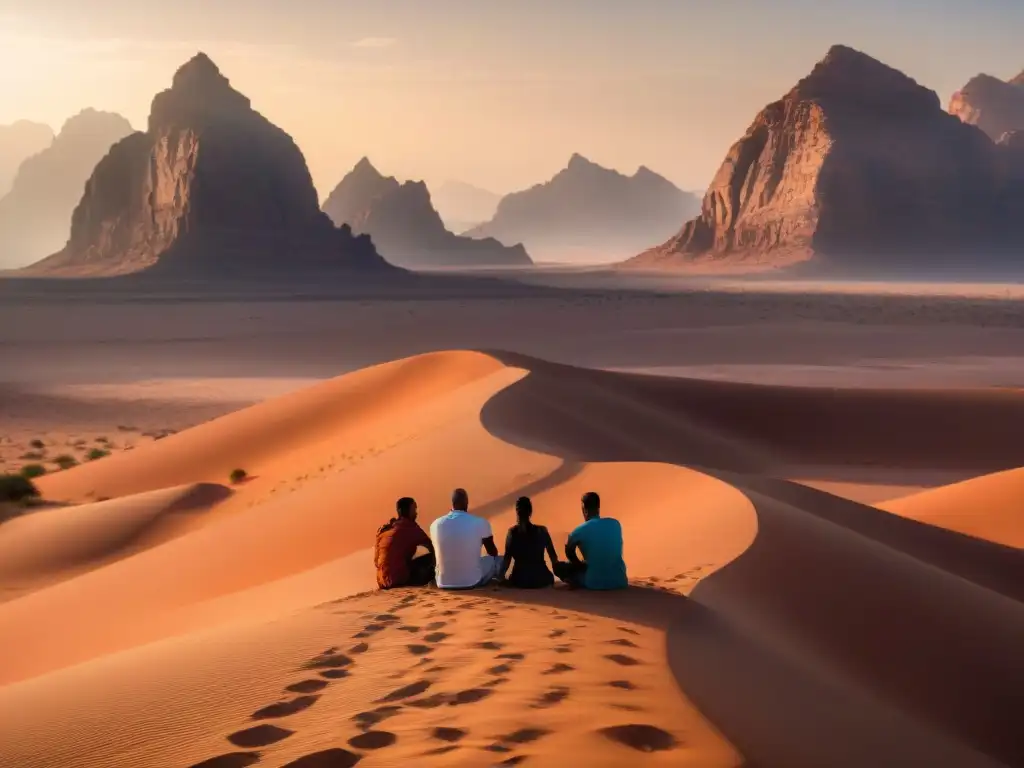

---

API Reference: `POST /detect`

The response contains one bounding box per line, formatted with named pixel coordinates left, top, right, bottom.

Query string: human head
left=396, top=496, right=417, bottom=521
left=515, top=496, right=533, bottom=524
left=452, top=487, right=469, bottom=512
left=581, top=491, right=601, bottom=520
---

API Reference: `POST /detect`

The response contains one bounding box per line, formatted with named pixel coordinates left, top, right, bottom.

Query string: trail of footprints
left=188, top=591, right=680, bottom=767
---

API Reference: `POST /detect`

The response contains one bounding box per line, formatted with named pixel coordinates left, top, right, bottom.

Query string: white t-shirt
left=430, top=510, right=493, bottom=589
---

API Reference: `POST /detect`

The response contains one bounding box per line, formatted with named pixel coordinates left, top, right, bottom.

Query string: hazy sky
left=1, top=0, right=1022, bottom=199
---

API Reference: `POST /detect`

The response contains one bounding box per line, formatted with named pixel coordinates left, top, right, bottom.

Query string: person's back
left=375, top=497, right=434, bottom=589
left=565, top=492, right=628, bottom=590
left=430, top=488, right=500, bottom=589
left=503, top=509, right=556, bottom=589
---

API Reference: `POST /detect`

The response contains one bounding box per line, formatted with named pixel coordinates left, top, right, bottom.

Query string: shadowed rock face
left=465, top=154, right=698, bottom=262
left=627, top=45, right=1024, bottom=274
left=949, top=73, right=1024, bottom=141
left=323, top=159, right=531, bottom=268
left=27, top=53, right=386, bottom=277
left=0, top=121, right=53, bottom=198
left=0, top=112, right=131, bottom=269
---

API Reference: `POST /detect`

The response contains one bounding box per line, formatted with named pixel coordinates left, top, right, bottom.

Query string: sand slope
left=1, top=350, right=1022, bottom=768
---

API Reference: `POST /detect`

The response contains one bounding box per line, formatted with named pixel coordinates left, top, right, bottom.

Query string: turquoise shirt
left=567, top=517, right=628, bottom=590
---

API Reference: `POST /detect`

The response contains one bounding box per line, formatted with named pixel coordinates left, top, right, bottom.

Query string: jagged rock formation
left=431, top=180, right=502, bottom=232
left=948, top=72, right=1024, bottom=141
left=27, top=54, right=386, bottom=277
left=466, top=154, right=699, bottom=263
left=626, top=45, right=1024, bottom=273
left=323, top=159, right=530, bottom=268
left=0, top=121, right=53, bottom=197
left=0, top=111, right=132, bottom=269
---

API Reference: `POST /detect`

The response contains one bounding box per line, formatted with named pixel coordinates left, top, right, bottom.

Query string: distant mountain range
left=625, top=45, right=1024, bottom=275
left=26, top=54, right=386, bottom=277
left=322, top=159, right=530, bottom=269
left=465, top=154, right=699, bottom=264
left=0, top=121, right=53, bottom=198
left=948, top=70, right=1024, bottom=141
left=0, top=110, right=133, bottom=270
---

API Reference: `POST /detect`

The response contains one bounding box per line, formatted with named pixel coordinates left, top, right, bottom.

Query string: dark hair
left=396, top=497, right=416, bottom=517
left=515, top=496, right=534, bottom=530
left=581, top=491, right=601, bottom=514
left=452, top=487, right=469, bottom=511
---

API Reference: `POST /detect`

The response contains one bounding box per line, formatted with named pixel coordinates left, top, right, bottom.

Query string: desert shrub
left=230, top=468, right=248, bottom=484
left=0, top=474, right=39, bottom=502
left=87, top=448, right=110, bottom=461
left=20, top=464, right=47, bottom=479
left=29, top=439, right=45, bottom=450
left=53, top=454, right=78, bottom=470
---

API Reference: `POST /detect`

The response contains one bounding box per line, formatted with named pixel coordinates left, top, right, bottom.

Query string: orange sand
left=0, top=350, right=1021, bottom=768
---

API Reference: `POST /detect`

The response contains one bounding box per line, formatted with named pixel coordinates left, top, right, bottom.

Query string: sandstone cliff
left=626, top=45, right=1022, bottom=273
left=466, top=154, right=698, bottom=264
left=0, top=121, right=53, bottom=198
left=323, top=159, right=530, bottom=268
left=948, top=73, right=1024, bottom=141
left=0, top=111, right=132, bottom=269
left=28, top=54, right=385, bottom=277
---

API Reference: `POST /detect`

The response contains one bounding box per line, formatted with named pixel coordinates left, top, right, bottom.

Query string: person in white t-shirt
left=430, top=488, right=500, bottom=589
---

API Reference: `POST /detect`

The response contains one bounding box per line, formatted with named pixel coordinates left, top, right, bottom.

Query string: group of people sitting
left=374, top=488, right=628, bottom=591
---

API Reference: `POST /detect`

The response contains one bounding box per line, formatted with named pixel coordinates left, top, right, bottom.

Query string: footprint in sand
left=475, top=641, right=503, bottom=650
left=496, top=652, right=525, bottom=661
left=227, top=724, right=293, bottom=748
left=617, top=627, right=641, bottom=636
left=552, top=645, right=573, bottom=655
left=483, top=677, right=509, bottom=688
left=397, top=625, right=420, bottom=633
left=424, top=621, right=447, bottom=631
left=497, top=757, right=528, bottom=766
left=349, top=642, right=370, bottom=654
left=424, top=745, right=460, bottom=756
left=375, top=614, right=401, bottom=623
left=378, top=680, right=432, bottom=702
left=488, top=663, right=513, bottom=675
left=320, top=669, right=350, bottom=680
left=542, top=663, right=574, bottom=675
left=532, top=686, right=570, bottom=709
left=348, top=731, right=398, bottom=750
left=407, top=644, right=432, bottom=656
left=423, top=632, right=449, bottom=643
left=279, top=748, right=362, bottom=767
left=303, top=652, right=353, bottom=671
left=599, top=724, right=679, bottom=752
left=251, top=695, right=320, bottom=720
left=548, top=629, right=566, bottom=639
left=607, top=638, right=640, bottom=648
left=406, top=693, right=450, bottom=709
left=611, top=703, right=647, bottom=713
left=361, top=623, right=386, bottom=634
left=188, top=754, right=260, bottom=768
left=450, top=688, right=493, bottom=705
left=353, top=705, right=403, bottom=730
left=605, top=654, right=641, bottom=667
left=287, top=679, right=329, bottom=694
left=432, top=727, right=468, bottom=743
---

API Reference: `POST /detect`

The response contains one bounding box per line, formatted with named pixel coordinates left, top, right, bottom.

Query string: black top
left=502, top=523, right=557, bottom=588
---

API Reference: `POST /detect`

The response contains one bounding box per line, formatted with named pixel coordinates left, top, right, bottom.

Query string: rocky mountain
left=626, top=45, right=1024, bottom=274
left=0, top=110, right=133, bottom=269
left=0, top=121, right=53, bottom=197
left=323, top=159, right=530, bottom=269
left=26, top=54, right=386, bottom=277
left=465, top=154, right=699, bottom=263
left=948, top=72, right=1024, bottom=141
left=431, top=180, right=502, bottom=232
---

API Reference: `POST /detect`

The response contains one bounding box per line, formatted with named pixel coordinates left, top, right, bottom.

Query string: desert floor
left=1, top=278, right=1022, bottom=767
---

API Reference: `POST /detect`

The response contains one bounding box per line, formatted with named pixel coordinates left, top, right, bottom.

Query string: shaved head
left=452, top=488, right=469, bottom=511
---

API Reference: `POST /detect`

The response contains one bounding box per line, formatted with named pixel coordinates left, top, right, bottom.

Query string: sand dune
left=1, top=350, right=1022, bottom=768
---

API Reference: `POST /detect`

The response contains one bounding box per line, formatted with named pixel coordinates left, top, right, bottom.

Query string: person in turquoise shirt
left=555, top=491, right=628, bottom=590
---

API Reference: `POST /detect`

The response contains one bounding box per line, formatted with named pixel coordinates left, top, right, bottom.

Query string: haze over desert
left=2, top=3, right=1024, bottom=768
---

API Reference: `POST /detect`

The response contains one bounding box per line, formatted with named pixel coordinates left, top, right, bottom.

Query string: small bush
left=86, top=448, right=110, bottom=461
left=20, top=464, right=47, bottom=479
left=53, top=454, right=78, bottom=470
left=0, top=474, right=39, bottom=503
left=29, top=439, right=45, bottom=450
left=229, top=468, right=248, bottom=484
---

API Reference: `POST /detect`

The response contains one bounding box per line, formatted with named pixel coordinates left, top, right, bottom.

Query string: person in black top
left=499, top=496, right=560, bottom=589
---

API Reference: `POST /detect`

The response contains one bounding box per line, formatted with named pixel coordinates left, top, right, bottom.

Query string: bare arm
left=499, top=529, right=514, bottom=580
left=565, top=537, right=582, bottom=565
left=483, top=535, right=499, bottom=558
left=543, top=528, right=560, bottom=567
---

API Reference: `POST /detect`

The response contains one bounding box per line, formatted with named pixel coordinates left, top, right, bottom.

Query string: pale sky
left=1, top=0, right=1022, bottom=199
